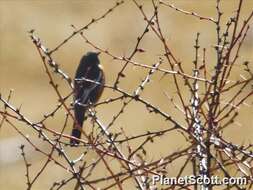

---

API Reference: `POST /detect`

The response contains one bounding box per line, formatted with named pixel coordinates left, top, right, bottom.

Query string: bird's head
left=84, top=51, right=101, bottom=66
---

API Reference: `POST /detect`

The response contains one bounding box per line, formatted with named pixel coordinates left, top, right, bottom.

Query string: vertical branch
left=20, top=145, right=32, bottom=189
left=192, top=33, right=209, bottom=190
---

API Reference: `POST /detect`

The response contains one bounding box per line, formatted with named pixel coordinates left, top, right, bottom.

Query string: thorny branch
left=1, top=1, right=253, bottom=190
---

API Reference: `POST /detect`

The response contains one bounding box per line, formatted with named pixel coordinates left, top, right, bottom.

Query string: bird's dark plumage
left=70, top=52, right=105, bottom=145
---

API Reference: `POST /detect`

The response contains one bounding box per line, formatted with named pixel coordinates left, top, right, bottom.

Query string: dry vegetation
left=0, top=0, right=253, bottom=189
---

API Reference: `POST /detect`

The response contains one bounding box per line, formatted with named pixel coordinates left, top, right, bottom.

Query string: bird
left=70, top=51, right=105, bottom=145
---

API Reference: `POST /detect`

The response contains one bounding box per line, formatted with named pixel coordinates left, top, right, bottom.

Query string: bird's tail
left=70, top=126, right=82, bottom=145
left=70, top=104, right=85, bottom=146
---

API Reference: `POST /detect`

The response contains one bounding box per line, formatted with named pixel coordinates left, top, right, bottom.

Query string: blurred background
left=0, top=0, right=252, bottom=189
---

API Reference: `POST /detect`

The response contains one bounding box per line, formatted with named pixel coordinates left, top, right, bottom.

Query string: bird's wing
left=77, top=71, right=103, bottom=105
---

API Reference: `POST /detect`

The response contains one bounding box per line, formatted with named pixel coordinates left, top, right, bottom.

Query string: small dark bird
left=70, top=52, right=105, bottom=145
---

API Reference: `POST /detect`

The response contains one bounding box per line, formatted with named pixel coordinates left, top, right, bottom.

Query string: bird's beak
left=96, top=52, right=101, bottom=56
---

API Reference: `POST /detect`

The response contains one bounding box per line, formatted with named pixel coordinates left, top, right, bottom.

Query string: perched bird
left=70, top=52, right=105, bottom=145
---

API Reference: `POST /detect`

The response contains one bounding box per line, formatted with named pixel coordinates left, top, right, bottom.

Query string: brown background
left=0, top=0, right=252, bottom=189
